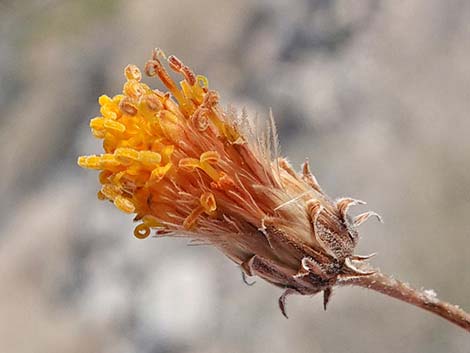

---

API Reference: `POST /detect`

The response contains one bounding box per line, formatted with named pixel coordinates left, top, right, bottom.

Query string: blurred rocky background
left=1, top=0, right=469, bottom=352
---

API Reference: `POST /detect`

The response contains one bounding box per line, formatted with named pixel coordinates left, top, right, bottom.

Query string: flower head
left=78, top=49, right=381, bottom=315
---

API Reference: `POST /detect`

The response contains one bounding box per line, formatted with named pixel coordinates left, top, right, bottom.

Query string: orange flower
left=78, top=49, right=381, bottom=316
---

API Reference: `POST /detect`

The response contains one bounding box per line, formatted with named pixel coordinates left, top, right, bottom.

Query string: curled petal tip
left=241, top=271, right=256, bottom=286
left=354, top=211, right=383, bottom=227
left=278, top=288, right=299, bottom=319
left=336, top=198, right=367, bottom=220
left=351, top=253, right=377, bottom=261
left=296, top=257, right=329, bottom=279
left=343, top=258, right=376, bottom=276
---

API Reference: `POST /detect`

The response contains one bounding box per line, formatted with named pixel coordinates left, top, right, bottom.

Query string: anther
left=168, top=55, right=196, bottom=86
left=200, top=151, right=220, bottom=164
left=123, top=80, right=145, bottom=99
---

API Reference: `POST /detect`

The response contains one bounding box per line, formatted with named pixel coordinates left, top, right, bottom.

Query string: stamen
left=99, top=170, right=113, bottom=184
left=149, top=163, right=172, bottom=184
left=100, top=103, right=119, bottom=120
left=200, top=151, right=220, bottom=164
left=199, top=151, right=221, bottom=182
left=142, top=215, right=161, bottom=227
left=200, top=192, right=217, bottom=213
left=77, top=155, right=101, bottom=169
left=99, top=154, right=120, bottom=168
left=197, top=75, right=209, bottom=89
left=104, top=119, right=126, bottom=134
left=98, top=95, right=113, bottom=106
left=89, top=117, right=104, bottom=130
left=192, top=108, right=210, bottom=131
left=142, top=93, right=163, bottom=112
left=134, top=223, right=151, bottom=239
left=168, top=55, right=197, bottom=86
left=101, top=184, right=121, bottom=199
left=114, top=148, right=140, bottom=165
left=159, top=144, right=174, bottom=163
left=183, top=206, right=204, bottom=229
left=145, top=58, right=182, bottom=101
left=178, top=158, right=200, bottom=172
left=157, top=110, right=183, bottom=142
left=119, top=97, right=138, bottom=116
left=114, top=195, right=135, bottom=213
left=124, top=64, right=142, bottom=82
left=138, top=151, right=162, bottom=165
left=123, top=80, right=145, bottom=99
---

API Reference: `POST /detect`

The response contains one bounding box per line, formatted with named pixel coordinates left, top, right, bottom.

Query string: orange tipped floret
left=78, top=49, right=382, bottom=312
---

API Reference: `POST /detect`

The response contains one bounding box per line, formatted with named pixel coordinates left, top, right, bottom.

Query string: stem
left=339, top=269, right=470, bottom=332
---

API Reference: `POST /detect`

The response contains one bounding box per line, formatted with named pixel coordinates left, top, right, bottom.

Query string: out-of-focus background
left=1, top=0, right=469, bottom=352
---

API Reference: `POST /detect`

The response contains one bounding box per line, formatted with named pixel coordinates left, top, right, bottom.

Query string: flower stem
left=339, top=269, right=470, bottom=332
